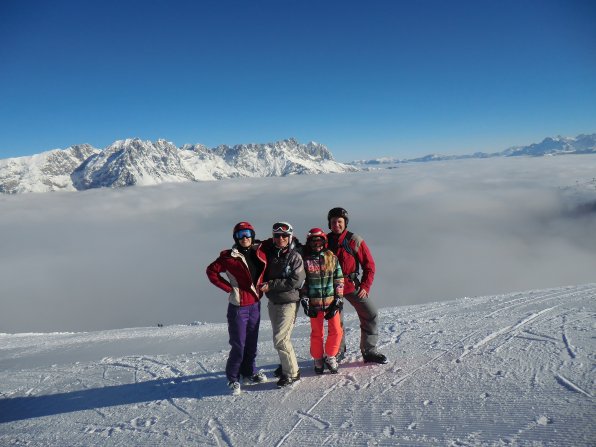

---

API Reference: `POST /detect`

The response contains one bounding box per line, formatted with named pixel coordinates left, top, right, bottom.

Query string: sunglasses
left=234, top=229, right=253, bottom=239
left=273, top=233, right=290, bottom=239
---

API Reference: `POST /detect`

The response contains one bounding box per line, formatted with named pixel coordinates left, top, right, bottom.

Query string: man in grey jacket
left=259, top=221, right=305, bottom=387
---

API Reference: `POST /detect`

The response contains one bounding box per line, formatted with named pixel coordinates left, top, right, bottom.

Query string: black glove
left=302, top=297, right=320, bottom=318
left=300, top=297, right=310, bottom=316
left=324, top=297, right=343, bottom=320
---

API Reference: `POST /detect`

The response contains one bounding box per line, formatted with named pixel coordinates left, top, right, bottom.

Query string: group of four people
left=206, top=207, right=387, bottom=395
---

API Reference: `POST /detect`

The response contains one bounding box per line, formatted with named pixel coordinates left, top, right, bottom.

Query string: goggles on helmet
left=307, top=229, right=326, bottom=240
left=234, top=229, right=253, bottom=239
left=272, top=222, right=293, bottom=234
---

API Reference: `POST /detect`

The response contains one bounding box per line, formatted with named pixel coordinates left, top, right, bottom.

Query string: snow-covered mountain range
left=3, top=133, right=595, bottom=193
left=0, top=138, right=355, bottom=194
left=352, top=133, right=596, bottom=166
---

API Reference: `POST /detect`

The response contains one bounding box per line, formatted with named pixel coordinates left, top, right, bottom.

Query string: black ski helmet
left=327, top=207, right=349, bottom=229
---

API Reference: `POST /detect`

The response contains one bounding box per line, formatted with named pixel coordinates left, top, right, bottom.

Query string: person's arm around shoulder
left=265, top=250, right=306, bottom=292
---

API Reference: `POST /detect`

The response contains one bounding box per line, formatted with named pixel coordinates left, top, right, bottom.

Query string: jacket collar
left=329, top=230, right=347, bottom=244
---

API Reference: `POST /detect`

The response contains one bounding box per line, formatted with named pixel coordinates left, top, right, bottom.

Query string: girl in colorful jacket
left=206, top=222, right=268, bottom=395
left=300, top=228, right=344, bottom=374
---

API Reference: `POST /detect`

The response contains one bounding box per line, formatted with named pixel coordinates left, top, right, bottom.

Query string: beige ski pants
left=267, top=301, right=300, bottom=377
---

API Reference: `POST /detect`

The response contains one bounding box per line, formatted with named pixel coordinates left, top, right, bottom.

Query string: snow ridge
left=0, top=138, right=356, bottom=194
left=352, top=132, right=596, bottom=166
left=0, top=144, right=100, bottom=193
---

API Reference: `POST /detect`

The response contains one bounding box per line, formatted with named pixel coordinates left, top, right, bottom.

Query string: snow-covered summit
left=0, top=138, right=356, bottom=194
left=209, top=138, right=340, bottom=177
left=0, top=144, right=100, bottom=194
left=502, top=133, right=596, bottom=156
left=351, top=133, right=596, bottom=167
left=71, top=139, right=196, bottom=189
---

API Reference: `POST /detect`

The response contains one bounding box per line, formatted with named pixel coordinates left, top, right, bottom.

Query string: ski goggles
left=272, top=222, right=292, bottom=233
left=307, top=229, right=326, bottom=239
left=234, top=229, right=253, bottom=239
left=308, top=237, right=325, bottom=244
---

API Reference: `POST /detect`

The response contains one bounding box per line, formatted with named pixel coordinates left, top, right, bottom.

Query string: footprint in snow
left=130, top=416, right=158, bottom=428
left=383, top=425, right=396, bottom=436
left=340, top=420, right=353, bottom=429
left=536, top=415, right=553, bottom=425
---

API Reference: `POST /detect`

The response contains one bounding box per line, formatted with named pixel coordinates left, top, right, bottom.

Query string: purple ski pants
left=226, top=301, right=261, bottom=382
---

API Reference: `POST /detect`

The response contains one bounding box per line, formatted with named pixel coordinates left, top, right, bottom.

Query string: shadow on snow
left=0, top=371, right=228, bottom=423
left=0, top=359, right=362, bottom=423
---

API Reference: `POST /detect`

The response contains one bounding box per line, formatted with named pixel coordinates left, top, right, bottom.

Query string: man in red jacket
left=327, top=208, right=388, bottom=364
left=206, top=222, right=269, bottom=395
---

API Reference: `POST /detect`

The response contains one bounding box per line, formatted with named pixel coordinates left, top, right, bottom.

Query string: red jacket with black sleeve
left=327, top=230, right=376, bottom=295
left=206, top=245, right=267, bottom=306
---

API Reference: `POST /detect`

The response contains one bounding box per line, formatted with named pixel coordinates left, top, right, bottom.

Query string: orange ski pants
left=310, top=311, right=343, bottom=359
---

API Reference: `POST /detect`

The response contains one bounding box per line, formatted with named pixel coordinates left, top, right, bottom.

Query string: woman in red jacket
left=206, top=222, right=268, bottom=395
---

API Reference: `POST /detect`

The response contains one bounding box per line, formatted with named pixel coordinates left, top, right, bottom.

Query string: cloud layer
left=1, top=155, right=595, bottom=332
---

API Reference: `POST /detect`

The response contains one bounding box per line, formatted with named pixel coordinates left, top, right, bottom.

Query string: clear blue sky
left=1, top=0, right=595, bottom=161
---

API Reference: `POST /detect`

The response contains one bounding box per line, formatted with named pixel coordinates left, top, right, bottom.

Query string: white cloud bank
left=1, top=155, right=595, bottom=332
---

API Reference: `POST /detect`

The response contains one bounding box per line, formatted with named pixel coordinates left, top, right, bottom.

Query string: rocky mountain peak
left=1, top=138, right=355, bottom=193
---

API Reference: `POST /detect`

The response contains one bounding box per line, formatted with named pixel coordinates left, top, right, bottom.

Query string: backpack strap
left=342, top=231, right=361, bottom=285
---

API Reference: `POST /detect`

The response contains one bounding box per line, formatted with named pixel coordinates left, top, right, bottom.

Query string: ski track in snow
left=0, top=284, right=595, bottom=446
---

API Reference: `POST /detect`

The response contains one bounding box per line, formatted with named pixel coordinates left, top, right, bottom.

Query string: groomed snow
left=1, top=284, right=594, bottom=446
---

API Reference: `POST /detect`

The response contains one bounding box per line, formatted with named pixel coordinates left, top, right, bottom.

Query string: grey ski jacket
left=259, top=238, right=305, bottom=304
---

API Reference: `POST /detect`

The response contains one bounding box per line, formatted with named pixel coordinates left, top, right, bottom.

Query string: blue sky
left=1, top=0, right=595, bottom=161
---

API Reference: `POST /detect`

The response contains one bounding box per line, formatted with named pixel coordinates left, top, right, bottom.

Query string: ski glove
left=300, top=297, right=309, bottom=316
left=301, top=297, right=318, bottom=318
left=324, top=297, right=343, bottom=320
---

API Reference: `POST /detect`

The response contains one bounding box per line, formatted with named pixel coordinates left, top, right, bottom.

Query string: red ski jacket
left=327, top=230, right=376, bottom=295
left=206, top=246, right=267, bottom=306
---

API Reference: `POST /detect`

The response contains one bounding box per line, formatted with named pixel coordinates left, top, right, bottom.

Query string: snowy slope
left=1, top=284, right=594, bottom=446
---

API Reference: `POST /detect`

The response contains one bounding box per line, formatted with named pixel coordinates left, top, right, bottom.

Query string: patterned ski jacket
left=327, top=230, right=376, bottom=295
left=206, top=244, right=267, bottom=307
left=259, top=238, right=305, bottom=304
left=300, top=249, right=344, bottom=311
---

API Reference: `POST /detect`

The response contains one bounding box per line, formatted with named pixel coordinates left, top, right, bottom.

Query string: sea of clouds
left=1, top=155, right=595, bottom=332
